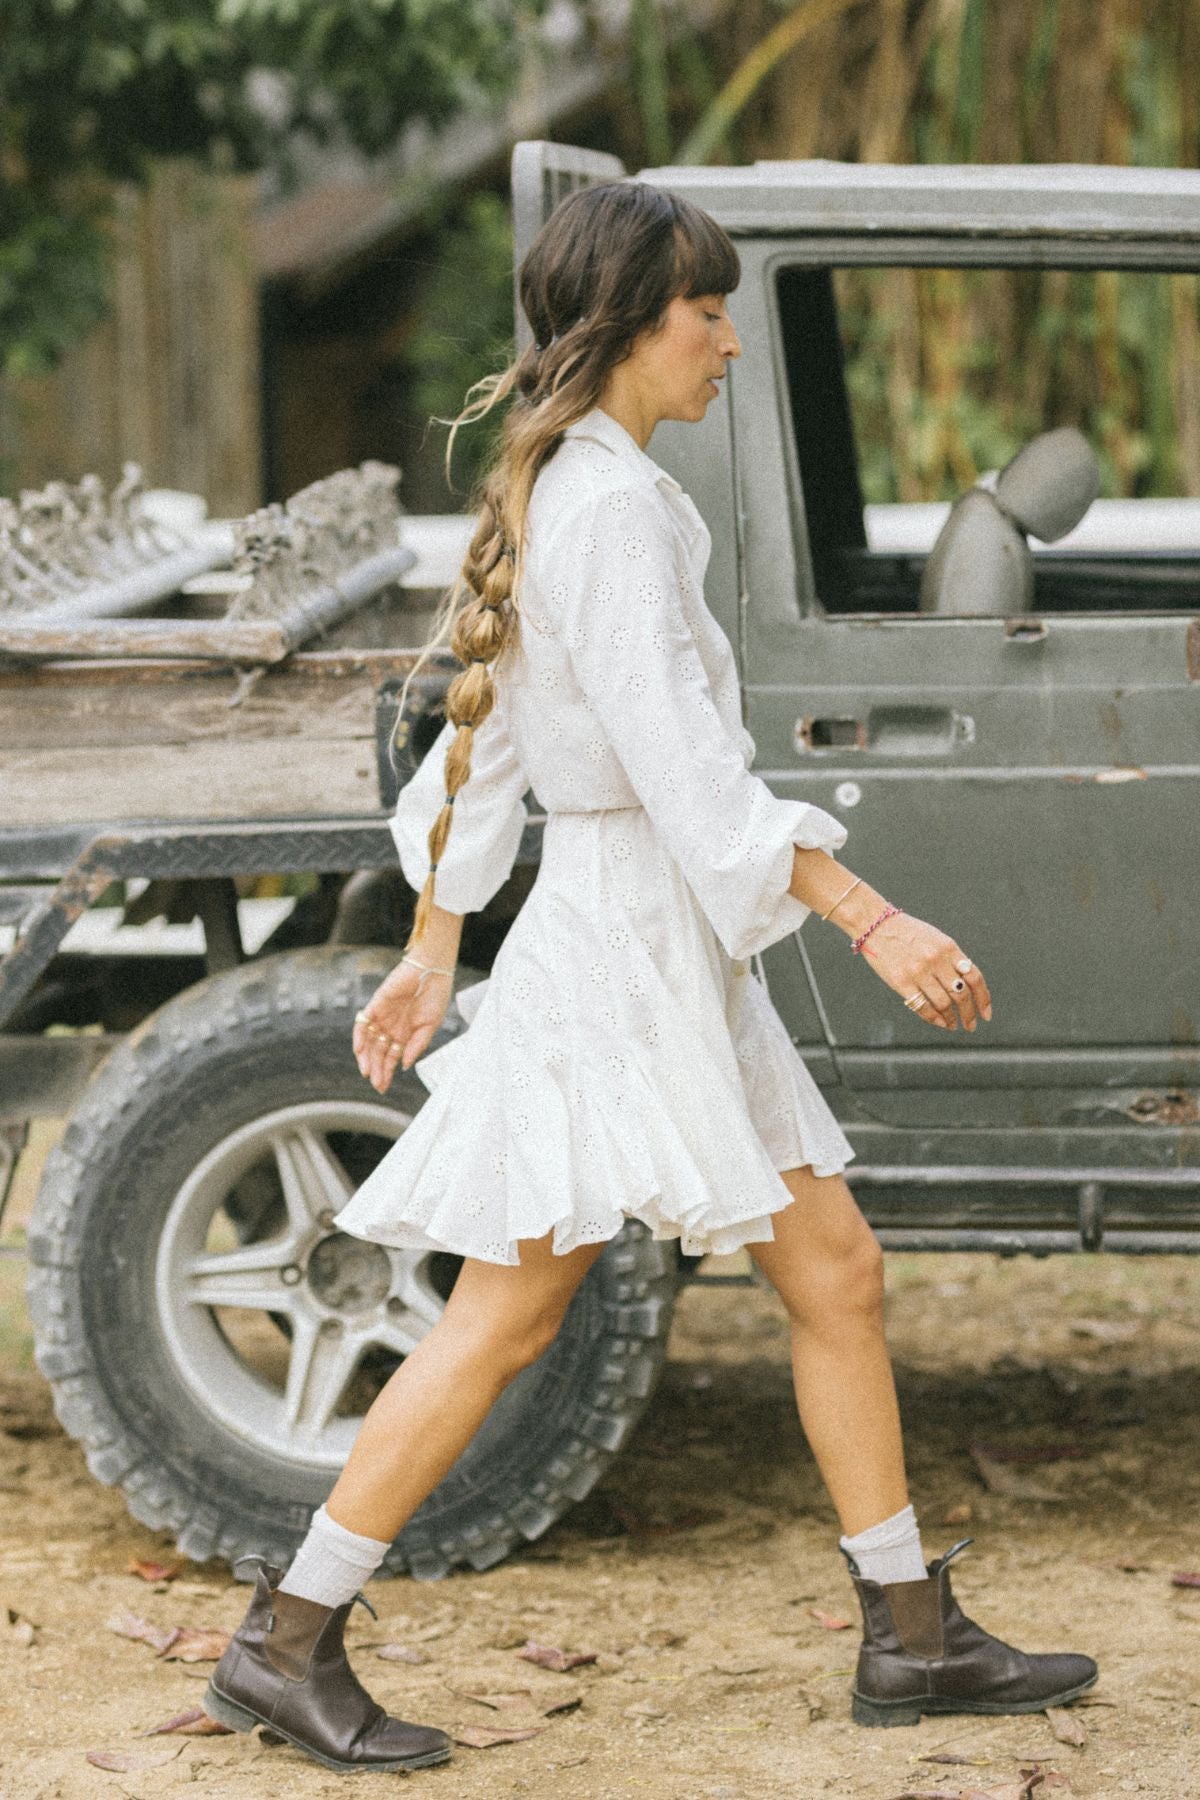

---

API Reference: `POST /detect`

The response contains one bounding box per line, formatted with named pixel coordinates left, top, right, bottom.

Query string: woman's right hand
left=855, top=908, right=992, bottom=1031
left=353, top=957, right=455, bottom=1092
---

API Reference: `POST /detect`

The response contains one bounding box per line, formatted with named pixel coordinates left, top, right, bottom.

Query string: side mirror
left=919, top=426, right=1100, bottom=615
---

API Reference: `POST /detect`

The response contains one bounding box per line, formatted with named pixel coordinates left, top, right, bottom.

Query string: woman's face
left=631, top=291, right=742, bottom=423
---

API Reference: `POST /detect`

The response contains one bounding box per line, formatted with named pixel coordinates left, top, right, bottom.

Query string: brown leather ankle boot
left=842, top=1537, right=1098, bottom=1728
left=204, top=1561, right=453, bottom=1773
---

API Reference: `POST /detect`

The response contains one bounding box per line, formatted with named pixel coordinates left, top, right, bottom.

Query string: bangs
left=668, top=197, right=740, bottom=298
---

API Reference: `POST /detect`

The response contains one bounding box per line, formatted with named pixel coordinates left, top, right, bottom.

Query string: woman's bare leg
left=324, top=1233, right=610, bottom=1541
left=746, top=1165, right=910, bottom=1537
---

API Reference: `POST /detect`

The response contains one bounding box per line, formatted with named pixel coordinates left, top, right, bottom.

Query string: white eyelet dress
left=332, top=405, right=856, bottom=1265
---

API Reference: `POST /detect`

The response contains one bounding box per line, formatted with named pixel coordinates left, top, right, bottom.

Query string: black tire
left=25, top=946, right=677, bottom=1580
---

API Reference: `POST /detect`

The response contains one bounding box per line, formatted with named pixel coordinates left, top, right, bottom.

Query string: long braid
left=404, top=501, right=520, bottom=952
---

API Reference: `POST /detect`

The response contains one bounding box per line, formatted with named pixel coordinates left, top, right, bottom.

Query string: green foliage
left=0, top=199, right=114, bottom=378
left=0, top=0, right=544, bottom=375
left=403, top=191, right=517, bottom=500
left=838, top=265, right=1200, bottom=506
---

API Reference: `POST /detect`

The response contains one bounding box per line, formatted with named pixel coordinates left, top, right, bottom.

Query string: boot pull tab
left=353, top=1590, right=379, bottom=1621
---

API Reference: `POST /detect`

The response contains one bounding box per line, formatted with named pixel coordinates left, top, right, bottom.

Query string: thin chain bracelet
left=820, top=874, right=862, bottom=923
left=851, top=903, right=903, bottom=955
left=401, top=954, right=455, bottom=993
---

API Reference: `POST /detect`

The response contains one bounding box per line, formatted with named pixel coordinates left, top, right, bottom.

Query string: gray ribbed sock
left=276, top=1502, right=392, bottom=1608
left=839, top=1501, right=928, bottom=1585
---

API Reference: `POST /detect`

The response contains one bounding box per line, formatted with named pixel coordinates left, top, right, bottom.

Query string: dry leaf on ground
left=889, top=1772, right=1048, bottom=1800
left=809, top=1608, right=852, bottom=1630
left=1171, top=1570, right=1200, bottom=1588
left=1045, top=1705, right=1087, bottom=1745
left=517, top=1639, right=598, bottom=1670
left=141, top=1706, right=233, bottom=1737
left=452, top=1722, right=547, bottom=1747
left=884, top=1788, right=963, bottom=1799
left=84, top=1744, right=185, bottom=1772
left=106, top=1608, right=179, bottom=1653
left=159, top=1625, right=230, bottom=1662
left=127, top=1556, right=187, bottom=1583
left=448, top=1681, right=582, bottom=1720
left=105, top=1609, right=229, bottom=1661
left=942, top=1502, right=974, bottom=1525
left=373, top=1642, right=429, bottom=1663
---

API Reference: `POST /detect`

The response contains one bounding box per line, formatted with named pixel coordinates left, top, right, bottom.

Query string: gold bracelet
left=820, top=874, right=863, bottom=923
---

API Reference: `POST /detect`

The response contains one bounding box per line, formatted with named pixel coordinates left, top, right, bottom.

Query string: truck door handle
left=795, top=707, right=972, bottom=755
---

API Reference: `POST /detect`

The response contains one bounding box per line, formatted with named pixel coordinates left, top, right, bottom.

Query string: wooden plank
left=0, top=666, right=380, bottom=752
left=0, top=645, right=441, bottom=687
left=4, top=736, right=385, bottom=825
left=0, top=618, right=292, bottom=661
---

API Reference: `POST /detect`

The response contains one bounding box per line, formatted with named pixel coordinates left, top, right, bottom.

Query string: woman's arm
left=787, top=845, right=993, bottom=1031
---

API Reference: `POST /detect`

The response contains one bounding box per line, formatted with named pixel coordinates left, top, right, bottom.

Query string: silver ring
left=949, top=978, right=966, bottom=993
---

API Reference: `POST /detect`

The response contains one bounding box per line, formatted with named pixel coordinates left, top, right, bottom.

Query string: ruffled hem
left=331, top=806, right=855, bottom=1266
left=333, top=982, right=854, bottom=1267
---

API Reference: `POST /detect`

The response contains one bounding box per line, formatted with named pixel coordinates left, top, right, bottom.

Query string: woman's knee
left=774, top=1222, right=885, bottom=1328
left=436, top=1239, right=605, bottom=1376
left=433, top=1298, right=565, bottom=1378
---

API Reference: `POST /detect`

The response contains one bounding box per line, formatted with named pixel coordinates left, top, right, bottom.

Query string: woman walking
left=205, top=180, right=1098, bottom=1774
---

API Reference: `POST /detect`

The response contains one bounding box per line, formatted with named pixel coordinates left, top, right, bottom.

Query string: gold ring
left=904, top=993, right=927, bottom=1009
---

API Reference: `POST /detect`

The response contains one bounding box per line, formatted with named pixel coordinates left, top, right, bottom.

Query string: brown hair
left=398, top=178, right=740, bottom=953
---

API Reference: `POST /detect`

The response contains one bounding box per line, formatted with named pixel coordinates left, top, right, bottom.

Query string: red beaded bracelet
left=851, top=903, right=903, bottom=954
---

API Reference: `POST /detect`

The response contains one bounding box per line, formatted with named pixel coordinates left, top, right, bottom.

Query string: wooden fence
left=0, top=160, right=262, bottom=518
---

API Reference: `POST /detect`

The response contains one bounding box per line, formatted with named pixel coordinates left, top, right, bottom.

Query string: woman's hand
left=353, top=957, right=455, bottom=1092
left=857, top=909, right=992, bottom=1031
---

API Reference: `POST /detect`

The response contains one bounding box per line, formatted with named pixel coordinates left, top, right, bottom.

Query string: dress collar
left=562, top=406, right=684, bottom=496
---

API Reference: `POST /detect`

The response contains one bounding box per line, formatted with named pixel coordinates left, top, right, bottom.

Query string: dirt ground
left=1, top=1151, right=1198, bottom=1799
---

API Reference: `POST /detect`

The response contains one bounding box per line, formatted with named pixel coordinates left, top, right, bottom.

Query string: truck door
left=729, top=245, right=1200, bottom=1161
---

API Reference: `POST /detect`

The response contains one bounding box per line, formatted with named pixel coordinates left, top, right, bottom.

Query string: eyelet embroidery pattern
left=334, top=411, right=856, bottom=1267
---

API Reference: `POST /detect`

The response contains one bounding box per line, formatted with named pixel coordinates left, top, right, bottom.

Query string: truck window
left=775, top=262, right=1200, bottom=617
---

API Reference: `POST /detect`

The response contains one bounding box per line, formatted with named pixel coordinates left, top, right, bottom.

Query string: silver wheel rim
left=156, top=1100, right=449, bottom=1470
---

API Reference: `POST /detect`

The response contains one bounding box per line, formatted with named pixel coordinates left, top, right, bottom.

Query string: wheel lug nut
left=281, top=1265, right=302, bottom=1286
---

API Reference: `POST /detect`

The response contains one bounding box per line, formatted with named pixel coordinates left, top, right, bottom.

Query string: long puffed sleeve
left=390, top=702, right=530, bottom=915
left=555, top=484, right=848, bottom=961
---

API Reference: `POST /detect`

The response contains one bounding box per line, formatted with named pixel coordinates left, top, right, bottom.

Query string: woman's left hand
left=352, top=959, right=455, bottom=1092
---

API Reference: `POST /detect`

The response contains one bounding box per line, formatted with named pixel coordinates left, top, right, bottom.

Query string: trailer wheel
left=25, top=947, right=677, bottom=1580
